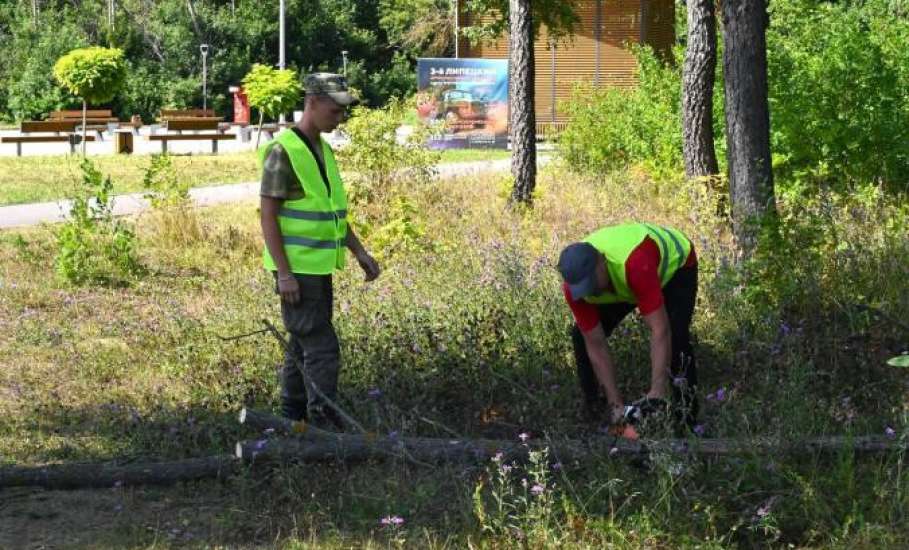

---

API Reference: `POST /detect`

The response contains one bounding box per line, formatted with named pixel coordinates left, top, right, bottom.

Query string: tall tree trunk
left=81, top=100, right=88, bottom=157
left=682, top=0, right=719, bottom=178
left=186, top=0, right=201, bottom=37
left=508, top=0, right=537, bottom=205
left=722, top=0, right=775, bottom=260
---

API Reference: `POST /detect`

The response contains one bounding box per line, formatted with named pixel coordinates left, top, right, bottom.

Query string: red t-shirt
left=563, top=237, right=696, bottom=332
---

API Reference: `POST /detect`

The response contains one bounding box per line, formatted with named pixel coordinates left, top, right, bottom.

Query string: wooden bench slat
left=21, top=120, right=79, bottom=133
left=163, top=119, right=221, bottom=132
left=49, top=109, right=114, bottom=119
left=159, top=109, right=215, bottom=119
left=148, top=134, right=235, bottom=141
left=1, top=135, right=97, bottom=143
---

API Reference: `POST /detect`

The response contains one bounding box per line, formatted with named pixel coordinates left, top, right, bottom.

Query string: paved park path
left=0, top=157, right=548, bottom=229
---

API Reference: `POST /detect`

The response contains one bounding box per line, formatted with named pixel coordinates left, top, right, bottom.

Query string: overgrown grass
left=0, top=148, right=512, bottom=206
left=1, top=162, right=907, bottom=547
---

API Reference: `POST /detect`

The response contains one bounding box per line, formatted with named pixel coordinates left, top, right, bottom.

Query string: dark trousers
left=571, top=265, right=699, bottom=425
left=275, top=274, right=340, bottom=421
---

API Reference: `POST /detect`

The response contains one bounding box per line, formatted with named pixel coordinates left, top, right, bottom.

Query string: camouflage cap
left=304, top=72, right=358, bottom=107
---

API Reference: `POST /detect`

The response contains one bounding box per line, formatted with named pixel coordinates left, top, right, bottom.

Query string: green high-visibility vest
left=583, top=223, right=691, bottom=305
left=260, top=130, right=349, bottom=275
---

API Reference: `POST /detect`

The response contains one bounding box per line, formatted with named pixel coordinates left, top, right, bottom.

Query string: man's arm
left=345, top=225, right=380, bottom=281
left=261, top=196, right=300, bottom=303
left=581, top=324, right=624, bottom=413
left=641, top=305, right=672, bottom=399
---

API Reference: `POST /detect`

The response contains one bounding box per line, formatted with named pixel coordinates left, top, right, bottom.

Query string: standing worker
left=557, top=222, right=699, bottom=431
left=259, top=73, right=380, bottom=427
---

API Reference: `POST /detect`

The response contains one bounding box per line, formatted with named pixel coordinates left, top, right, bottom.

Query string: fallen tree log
left=236, top=430, right=906, bottom=465
left=0, top=454, right=238, bottom=490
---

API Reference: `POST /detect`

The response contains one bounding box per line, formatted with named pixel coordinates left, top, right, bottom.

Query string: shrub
left=242, top=64, right=302, bottom=146
left=142, top=154, right=203, bottom=247
left=768, top=0, right=909, bottom=190
left=54, top=159, right=141, bottom=285
left=337, top=96, right=441, bottom=206
left=558, top=45, right=696, bottom=179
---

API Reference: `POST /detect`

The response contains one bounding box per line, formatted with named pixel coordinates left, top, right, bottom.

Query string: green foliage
left=52, top=46, right=127, bottom=105
left=559, top=46, right=701, bottom=179
left=379, top=0, right=453, bottom=57
left=768, top=0, right=909, bottom=189
left=142, top=154, right=204, bottom=247
left=473, top=446, right=564, bottom=544
left=337, top=96, right=441, bottom=204
left=888, top=355, right=909, bottom=368
left=241, top=64, right=301, bottom=121
left=54, top=159, right=141, bottom=285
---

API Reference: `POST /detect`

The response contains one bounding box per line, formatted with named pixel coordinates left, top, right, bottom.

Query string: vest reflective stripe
left=582, top=223, right=691, bottom=306
left=278, top=208, right=347, bottom=221
left=283, top=235, right=347, bottom=249
left=260, top=130, right=349, bottom=274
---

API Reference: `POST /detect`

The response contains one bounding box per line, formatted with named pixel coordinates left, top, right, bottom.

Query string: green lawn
left=1, top=163, right=906, bottom=548
left=0, top=148, right=510, bottom=206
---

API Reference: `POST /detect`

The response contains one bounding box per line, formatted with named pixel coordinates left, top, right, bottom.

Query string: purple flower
left=672, top=376, right=687, bottom=388
left=756, top=505, right=771, bottom=518
left=551, top=462, right=563, bottom=471
left=254, top=439, right=267, bottom=450
left=501, top=464, right=513, bottom=474
left=367, top=388, right=382, bottom=398
left=380, top=515, right=405, bottom=526
left=518, top=432, right=530, bottom=442
left=780, top=322, right=791, bottom=336
left=388, top=431, right=399, bottom=439
left=530, top=484, right=545, bottom=496
left=715, top=388, right=727, bottom=401
left=885, top=426, right=896, bottom=439
left=492, top=451, right=504, bottom=462
left=693, top=424, right=706, bottom=436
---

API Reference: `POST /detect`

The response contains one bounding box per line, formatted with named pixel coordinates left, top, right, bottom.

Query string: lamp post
left=200, top=44, right=210, bottom=111
left=342, top=50, right=348, bottom=76
left=279, top=0, right=286, bottom=70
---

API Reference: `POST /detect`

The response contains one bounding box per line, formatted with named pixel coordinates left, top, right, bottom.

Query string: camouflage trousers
left=276, top=273, right=340, bottom=422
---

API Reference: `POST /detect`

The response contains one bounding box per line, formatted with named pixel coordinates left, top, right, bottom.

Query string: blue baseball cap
left=557, top=242, right=600, bottom=300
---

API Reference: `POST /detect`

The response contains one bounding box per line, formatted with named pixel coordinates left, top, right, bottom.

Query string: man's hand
left=277, top=273, right=301, bottom=304
left=356, top=252, right=381, bottom=282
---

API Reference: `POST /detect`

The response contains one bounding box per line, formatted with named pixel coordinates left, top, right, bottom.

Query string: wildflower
left=672, top=376, right=687, bottom=388
left=756, top=505, right=771, bottom=518
left=380, top=515, right=405, bottom=526
left=367, top=388, right=382, bottom=398
left=885, top=426, right=896, bottom=439
left=531, top=484, right=545, bottom=496
left=492, top=451, right=504, bottom=462
left=518, top=432, right=530, bottom=442
left=551, top=462, right=563, bottom=471
left=501, top=464, right=513, bottom=473
left=253, top=439, right=267, bottom=450
left=388, top=431, right=399, bottom=439
left=693, top=424, right=706, bottom=436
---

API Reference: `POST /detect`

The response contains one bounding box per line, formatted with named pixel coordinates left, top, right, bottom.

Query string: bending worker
left=557, top=222, right=699, bottom=430
left=259, top=73, right=380, bottom=428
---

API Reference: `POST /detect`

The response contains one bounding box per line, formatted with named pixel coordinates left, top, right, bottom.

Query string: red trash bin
left=229, top=85, right=250, bottom=125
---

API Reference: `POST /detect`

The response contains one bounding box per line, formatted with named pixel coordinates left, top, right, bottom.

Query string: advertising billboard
left=416, top=58, right=508, bottom=149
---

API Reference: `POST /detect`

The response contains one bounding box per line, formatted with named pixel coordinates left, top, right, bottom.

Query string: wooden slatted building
left=457, top=0, right=675, bottom=129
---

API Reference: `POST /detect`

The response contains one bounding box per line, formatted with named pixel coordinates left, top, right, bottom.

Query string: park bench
left=0, top=133, right=96, bottom=156
left=148, top=118, right=235, bottom=153
left=159, top=108, right=216, bottom=120
left=49, top=109, right=120, bottom=124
